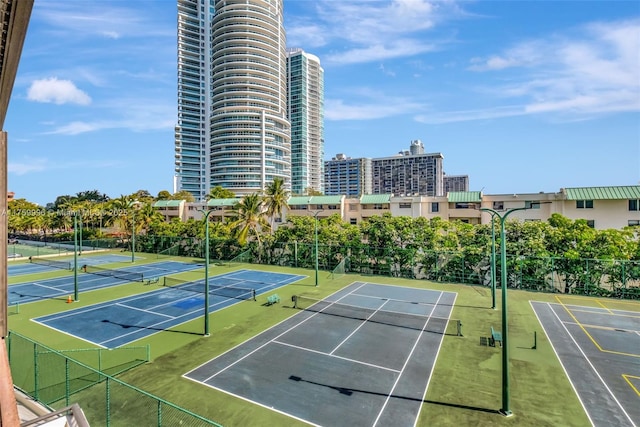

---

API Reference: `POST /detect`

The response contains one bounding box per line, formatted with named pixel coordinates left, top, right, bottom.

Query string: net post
left=252, top=289, right=256, bottom=301
left=292, top=295, right=298, bottom=308
left=457, top=320, right=462, bottom=337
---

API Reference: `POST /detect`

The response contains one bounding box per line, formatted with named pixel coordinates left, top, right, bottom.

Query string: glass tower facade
left=287, top=48, right=324, bottom=195
left=176, top=0, right=291, bottom=200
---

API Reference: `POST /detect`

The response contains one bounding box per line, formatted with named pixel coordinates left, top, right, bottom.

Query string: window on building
left=454, top=203, right=470, bottom=209
left=629, top=220, right=640, bottom=226
left=328, top=205, right=338, bottom=210
left=349, top=204, right=358, bottom=211
left=431, top=202, right=439, bottom=213
left=399, top=202, right=411, bottom=209
left=493, top=201, right=504, bottom=210
left=525, top=201, right=541, bottom=209
left=576, top=200, right=594, bottom=209
left=350, top=218, right=357, bottom=225
left=586, top=220, right=595, bottom=228
left=629, top=200, right=639, bottom=211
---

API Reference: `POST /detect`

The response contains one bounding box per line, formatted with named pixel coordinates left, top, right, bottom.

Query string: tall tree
left=263, top=177, right=289, bottom=230
left=229, top=193, right=269, bottom=246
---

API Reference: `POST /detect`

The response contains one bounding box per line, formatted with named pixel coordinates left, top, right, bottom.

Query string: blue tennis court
left=8, top=261, right=202, bottom=305
left=8, top=254, right=138, bottom=276
left=33, top=269, right=305, bottom=348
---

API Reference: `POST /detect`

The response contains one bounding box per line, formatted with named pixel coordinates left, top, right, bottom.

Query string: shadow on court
left=288, top=375, right=498, bottom=414
left=100, top=319, right=203, bottom=336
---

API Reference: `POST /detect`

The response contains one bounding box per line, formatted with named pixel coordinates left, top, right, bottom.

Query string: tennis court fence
left=7, top=331, right=221, bottom=426
left=292, top=295, right=462, bottom=336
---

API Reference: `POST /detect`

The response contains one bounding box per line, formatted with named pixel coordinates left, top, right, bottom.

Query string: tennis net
left=293, top=295, right=462, bottom=336
left=29, top=256, right=72, bottom=271
left=82, top=265, right=144, bottom=282
left=162, top=276, right=256, bottom=301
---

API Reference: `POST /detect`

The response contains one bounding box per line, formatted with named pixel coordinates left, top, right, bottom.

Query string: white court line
left=530, top=301, right=594, bottom=427
left=546, top=302, right=635, bottom=426
left=115, top=303, right=174, bottom=318
left=372, top=291, right=444, bottom=427
left=352, top=292, right=437, bottom=307
left=329, top=299, right=391, bottom=355
left=414, top=292, right=457, bottom=427
left=30, top=282, right=68, bottom=293
left=273, top=339, right=400, bottom=373
left=200, top=282, right=370, bottom=383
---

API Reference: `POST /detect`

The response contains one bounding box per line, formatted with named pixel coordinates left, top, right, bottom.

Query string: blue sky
left=5, top=0, right=639, bottom=205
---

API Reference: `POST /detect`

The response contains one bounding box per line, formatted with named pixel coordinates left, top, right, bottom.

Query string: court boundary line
left=33, top=269, right=303, bottom=348
left=622, top=375, right=640, bottom=397
left=330, top=299, right=391, bottom=355
left=200, top=282, right=370, bottom=383
left=546, top=301, right=635, bottom=425
left=272, top=339, right=401, bottom=373
left=414, top=291, right=458, bottom=427
left=530, top=301, right=594, bottom=426
left=555, top=296, right=640, bottom=359
left=183, top=281, right=456, bottom=427
left=372, top=291, right=445, bottom=427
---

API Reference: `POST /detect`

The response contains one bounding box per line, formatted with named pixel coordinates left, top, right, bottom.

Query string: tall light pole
left=312, top=209, right=324, bottom=287
left=480, top=205, right=529, bottom=417
left=480, top=209, right=498, bottom=310
left=129, top=201, right=140, bottom=263
left=73, top=212, right=78, bottom=301
left=200, top=209, right=214, bottom=336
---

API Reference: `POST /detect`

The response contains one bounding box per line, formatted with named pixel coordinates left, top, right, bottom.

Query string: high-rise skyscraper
left=176, top=0, right=291, bottom=200
left=286, top=48, right=324, bottom=195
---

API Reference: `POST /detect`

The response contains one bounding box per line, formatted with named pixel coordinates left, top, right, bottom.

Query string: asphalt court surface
left=8, top=260, right=201, bottom=305
left=532, top=298, right=640, bottom=427
left=185, top=282, right=457, bottom=427
left=33, top=269, right=305, bottom=348
left=8, top=254, right=136, bottom=276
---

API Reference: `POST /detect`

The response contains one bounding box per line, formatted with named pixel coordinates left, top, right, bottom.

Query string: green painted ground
left=7, top=250, right=596, bottom=426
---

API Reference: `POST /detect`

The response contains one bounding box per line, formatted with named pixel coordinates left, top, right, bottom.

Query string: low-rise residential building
left=160, top=185, right=640, bottom=230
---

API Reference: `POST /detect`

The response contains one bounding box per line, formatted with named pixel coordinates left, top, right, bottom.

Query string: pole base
left=203, top=333, right=211, bottom=337
left=499, top=409, right=513, bottom=417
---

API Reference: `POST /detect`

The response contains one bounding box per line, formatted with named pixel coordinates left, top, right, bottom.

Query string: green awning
left=448, top=191, right=482, bottom=203
left=360, top=194, right=391, bottom=204
left=153, top=200, right=183, bottom=208
left=207, top=198, right=239, bottom=207
left=288, top=196, right=343, bottom=205
left=564, top=186, right=640, bottom=200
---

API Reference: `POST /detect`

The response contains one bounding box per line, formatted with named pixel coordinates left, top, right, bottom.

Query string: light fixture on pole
left=200, top=209, right=214, bottom=336
left=479, top=204, right=531, bottom=417
left=312, top=209, right=324, bottom=287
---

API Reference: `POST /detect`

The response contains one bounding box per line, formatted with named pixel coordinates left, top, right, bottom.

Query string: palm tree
left=263, top=177, right=289, bottom=231
left=229, top=193, right=269, bottom=246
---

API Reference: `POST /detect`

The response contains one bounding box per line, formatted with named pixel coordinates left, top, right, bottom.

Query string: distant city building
left=324, top=154, right=372, bottom=196
left=286, top=48, right=325, bottom=195
left=371, top=148, right=444, bottom=196
left=444, top=175, right=469, bottom=193
left=175, top=0, right=291, bottom=200
left=325, top=141, right=450, bottom=197
left=7, top=191, right=14, bottom=202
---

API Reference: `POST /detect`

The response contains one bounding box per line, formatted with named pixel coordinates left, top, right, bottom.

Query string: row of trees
left=9, top=183, right=640, bottom=262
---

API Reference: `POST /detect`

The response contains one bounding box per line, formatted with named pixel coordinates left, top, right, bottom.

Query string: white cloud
left=326, top=95, right=426, bottom=121
left=44, top=98, right=175, bottom=135
left=287, top=0, right=458, bottom=65
left=8, top=157, right=124, bottom=175
left=8, top=158, right=48, bottom=175
left=27, top=77, right=91, bottom=105
left=458, top=18, right=640, bottom=120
